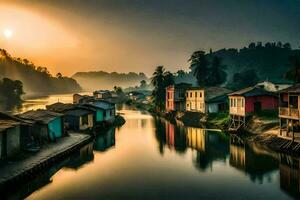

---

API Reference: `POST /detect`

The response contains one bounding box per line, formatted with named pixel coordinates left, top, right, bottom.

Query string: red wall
left=245, top=95, right=278, bottom=113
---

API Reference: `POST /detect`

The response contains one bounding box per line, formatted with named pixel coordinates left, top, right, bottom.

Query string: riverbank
left=0, top=133, right=92, bottom=191
left=128, top=100, right=300, bottom=155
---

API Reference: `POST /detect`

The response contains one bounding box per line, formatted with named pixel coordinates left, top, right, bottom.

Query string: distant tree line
left=174, top=41, right=300, bottom=90
left=0, top=49, right=82, bottom=95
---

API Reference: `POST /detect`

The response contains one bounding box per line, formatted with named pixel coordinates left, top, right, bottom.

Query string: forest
left=0, top=49, right=82, bottom=95
left=175, top=42, right=300, bottom=90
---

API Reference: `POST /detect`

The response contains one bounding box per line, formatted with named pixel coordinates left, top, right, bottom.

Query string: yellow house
left=186, top=87, right=231, bottom=113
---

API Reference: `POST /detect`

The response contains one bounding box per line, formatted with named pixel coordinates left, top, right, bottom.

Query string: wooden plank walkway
left=0, top=133, right=92, bottom=187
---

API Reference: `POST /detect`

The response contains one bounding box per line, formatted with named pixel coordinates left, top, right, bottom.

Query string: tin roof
left=64, top=108, right=93, bottom=116
left=0, top=120, right=20, bottom=132
left=46, top=102, right=76, bottom=113
left=228, top=86, right=276, bottom=97
left=278, top=84, right=300, bottom=93
left=18, top=110, right=63, bottom=124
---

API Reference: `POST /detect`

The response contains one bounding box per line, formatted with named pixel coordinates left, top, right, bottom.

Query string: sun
left=3, top=29, right=13, bottom=39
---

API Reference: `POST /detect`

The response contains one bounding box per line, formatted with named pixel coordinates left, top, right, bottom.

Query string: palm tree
left=151, top=66, right=174, bottom=111
left=189, top=51, right=209, bottom=86
left=207, top=56, right=227, bottom=86
left=285, top=55, right=300, bottom=83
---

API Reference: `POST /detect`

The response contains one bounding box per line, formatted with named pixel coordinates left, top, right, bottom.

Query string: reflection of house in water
left=191, top=130, right=229, bottom=171
left=94, top=128, right=116, bottom=152
left=186, top=127, right=206, bottom=152
left=229, top=137, right=278, bottom=183
left=279, top=154, right=300, bottom=199
left=65, top=143, right=94, bottom=170
left=165, top=122, right=187, bottom=153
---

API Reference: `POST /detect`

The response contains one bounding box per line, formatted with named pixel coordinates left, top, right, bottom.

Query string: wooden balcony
left=279, top=107, right=300, bottom=119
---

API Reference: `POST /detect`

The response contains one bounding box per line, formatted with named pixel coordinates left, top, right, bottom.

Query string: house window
left=200, top=92, right=202, bottom=98
left=234, top=99, right=236, bottom=107
left=241, top=99, right=244, bottom=107
left=190, top=92, right=192, bottom=97
left=195, top=92, right=197, bottom=98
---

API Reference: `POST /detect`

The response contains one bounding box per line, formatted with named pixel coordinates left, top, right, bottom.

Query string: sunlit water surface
left=4, top=95, right=300, bottom=199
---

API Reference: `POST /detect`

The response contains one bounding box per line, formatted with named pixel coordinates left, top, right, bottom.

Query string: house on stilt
left=228, top=86, right=278, bottom=131
left=278, top=84, right=300, bottom=141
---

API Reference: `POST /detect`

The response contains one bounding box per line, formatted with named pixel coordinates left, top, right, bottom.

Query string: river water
left=3, top=95, right=300, bottom=199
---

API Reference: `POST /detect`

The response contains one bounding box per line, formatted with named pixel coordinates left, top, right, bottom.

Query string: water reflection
left=2, top=143, right=94, bottom=199
left=5, top=104, right=300, bottom=199
left=279, top=154, right=300, bottom=199
left=94, top=128, right=116, bottom=152
left=65, top=143, right=94, bottom=170
left=229, top=138, right=278, bottom=183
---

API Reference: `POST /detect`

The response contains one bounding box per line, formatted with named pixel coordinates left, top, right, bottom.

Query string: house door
left=254, top=102, right=262, bottom=112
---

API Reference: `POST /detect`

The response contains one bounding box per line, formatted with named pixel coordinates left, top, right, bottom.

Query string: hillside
left=175, top=42, right=300, bottom=86
left=0, top=49, right=82, bottom=95
left=72, top=71, right=148, bottom=91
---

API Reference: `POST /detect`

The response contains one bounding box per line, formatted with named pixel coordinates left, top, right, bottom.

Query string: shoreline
left=0, top=133, right=93, bottom=191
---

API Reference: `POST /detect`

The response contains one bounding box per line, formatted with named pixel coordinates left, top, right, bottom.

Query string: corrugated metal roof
left=91, top=100, right=115, bottom=110
left=0, top=120, right=20, bottom=132
left=228, top=86, right=276, bottom=97
left=18, top=110, right=63, bottom=124
left=278, top=84, right=300, bottom=93
left=46, top=102, right=75, bottom=112
left=64, top=108, right=93, bottom=116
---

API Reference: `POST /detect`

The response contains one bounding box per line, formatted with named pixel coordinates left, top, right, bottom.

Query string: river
left=3, top=95, right=300, bottom=199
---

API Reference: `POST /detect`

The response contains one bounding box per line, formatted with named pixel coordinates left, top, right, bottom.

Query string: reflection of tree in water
left=154, top=117, right=167, bottom=155
left=154, top=118, right=188, bottom=155
left=93, top=128, right=116, bottom=152
left=229, top=137, right=278, bottom=184
left=192, top=131, right=230, bottom=172
left=279, top=154, right=300, bottom=199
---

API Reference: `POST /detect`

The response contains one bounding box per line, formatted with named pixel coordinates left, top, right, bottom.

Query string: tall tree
left=206, top=56, right=227, bottom=86
left=151, top=66, right=174, bottom=111
left=189, top=51, right=209, bottom=86
left=285, top=55, right=300, bottom=83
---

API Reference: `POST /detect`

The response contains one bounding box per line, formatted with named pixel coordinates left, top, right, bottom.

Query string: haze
left=0, top=0, right=299, bottom=76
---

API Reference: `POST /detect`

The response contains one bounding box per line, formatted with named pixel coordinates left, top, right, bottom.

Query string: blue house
left=82, top=100, right=116, bottom=124
left=18, top=110, right=64, bottom=142
left=46, top=102, right=94, bottom=132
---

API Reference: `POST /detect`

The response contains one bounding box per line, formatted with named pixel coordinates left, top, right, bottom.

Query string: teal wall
left=96, top=110, right=104, bottom=122
left=48, top=117, right=62, bottom=140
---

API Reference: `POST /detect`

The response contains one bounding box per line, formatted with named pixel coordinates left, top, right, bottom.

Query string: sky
left=0, top=0, right=299, bottom=76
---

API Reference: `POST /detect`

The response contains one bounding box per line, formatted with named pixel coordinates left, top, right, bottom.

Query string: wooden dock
left=0, top=133, right=92, bottom=191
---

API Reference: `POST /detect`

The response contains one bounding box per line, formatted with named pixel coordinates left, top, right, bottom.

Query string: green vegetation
left=207, top=112, right=230, bottom=128
left=189, top=51, right=227, bottom=87
left=151, top=66, right=174, bottom=111
left=0, top=78, right=24, bottom=109
left=0, top=49, right=81, bottom=95
left=254, top=110, right=278, bottom=120
left=174, top=42, right=300, bottom=89
left=285, top=55, right=300, bottom=83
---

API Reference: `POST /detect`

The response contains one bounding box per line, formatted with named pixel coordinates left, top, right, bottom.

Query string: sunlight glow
left=3, top=28, right=12, bottom=38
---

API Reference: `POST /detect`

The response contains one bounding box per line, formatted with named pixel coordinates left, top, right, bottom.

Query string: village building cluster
left=0, top=90, right=116, bottom=160
left=165, top=81, right=300, bottom=141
